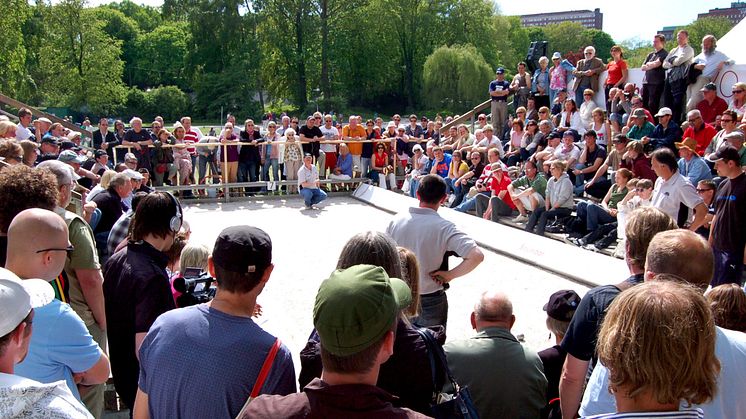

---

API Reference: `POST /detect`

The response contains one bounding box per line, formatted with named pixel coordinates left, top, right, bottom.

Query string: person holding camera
left=133, top=226, right=296, bottom=419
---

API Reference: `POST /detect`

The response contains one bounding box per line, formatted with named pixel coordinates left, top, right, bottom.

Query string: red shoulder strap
left=250, top=338, right=281, bottom=398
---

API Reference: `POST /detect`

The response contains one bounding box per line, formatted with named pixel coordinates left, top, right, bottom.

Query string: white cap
left=0, top=268, right=54, bottom=336
left=124, top=169, right=144, bottom=181
left=654, top=107, right=672, bottom=117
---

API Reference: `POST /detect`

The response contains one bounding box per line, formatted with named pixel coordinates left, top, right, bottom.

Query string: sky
left=84, top=0, right=735, bottom=43
left=496, top=0, right=736, bottom=43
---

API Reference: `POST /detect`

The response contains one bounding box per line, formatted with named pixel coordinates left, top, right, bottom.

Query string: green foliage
left=89, top=7, right=140, bottom=85
left=667, top=17, right=734, bottom=52
left=149, top=86, right=191, bottom=121
left=621, top=38, right=653, bottom=68
left=583, top=29, right=615, bottom=62
left=106, top=0, right=162, bottom=32
left=422, top=45, right=493, bottom=111
left=492, top=16, right=529, bottom=73
left=34, top=0, right=127, bottom=115
left=133, top=23, right=190, bottom=88
left=0, top=0, right=30, bottom=97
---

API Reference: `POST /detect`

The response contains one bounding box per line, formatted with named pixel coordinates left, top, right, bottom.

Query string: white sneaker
left=447, top=194, right=456, bottom=206
left=513, top=214, right=528, bottom=223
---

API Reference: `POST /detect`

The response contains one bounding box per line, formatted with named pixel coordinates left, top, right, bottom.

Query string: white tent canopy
left=717, top=18, right=746, bottom=64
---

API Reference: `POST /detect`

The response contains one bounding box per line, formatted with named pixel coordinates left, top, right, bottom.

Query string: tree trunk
left=319, top=0, right=331, bottom=100
left=295, top=9, right=307, bottom=109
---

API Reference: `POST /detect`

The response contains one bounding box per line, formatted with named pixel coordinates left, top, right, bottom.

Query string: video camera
left=173, top=267, right=216, bottom=307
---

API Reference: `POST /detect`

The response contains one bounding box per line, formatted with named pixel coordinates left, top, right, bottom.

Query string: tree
left=107, top=0, right=162, bottom=32
left=673, top=17, right=734, bottom=52
left=493, top=16, right=529, bottom=74
left=133, top=23, right=190, bottom=88
left=90, top=7, right=140, bottom=86
left=150, top=86, right=191, bottom=121
left=422, top=44, right=493, bottom=111
left=439, top=0, right=499, bottom=67
left=0, top=0, right=30, bottom=97
left=583, top=29, right=615, bottom=63
left=543, top=22, right=592, bottom=62
left=36, top=0, right=126, bottom=114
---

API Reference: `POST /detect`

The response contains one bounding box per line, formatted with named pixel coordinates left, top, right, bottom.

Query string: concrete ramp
left=353, top=183, right=627, bottom=288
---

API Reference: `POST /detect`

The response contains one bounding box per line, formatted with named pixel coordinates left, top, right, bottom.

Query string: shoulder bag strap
left=415, top=328, right=438, bottom=395
left=416, top=327, right=458, bottom=390
left=250, top=338, right=282, bottom=398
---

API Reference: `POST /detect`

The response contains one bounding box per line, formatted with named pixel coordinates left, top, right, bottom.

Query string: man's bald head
left=645, top=229, right=714, bottom=291
left=472, top=290, right=515, bottom=330
left=6, top=208, right=70, bottom=281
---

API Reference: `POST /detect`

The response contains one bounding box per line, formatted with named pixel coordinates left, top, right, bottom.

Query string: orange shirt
left=342, top=125, right=366, bottom=155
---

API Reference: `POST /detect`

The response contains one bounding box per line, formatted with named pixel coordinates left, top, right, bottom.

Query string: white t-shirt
left=477, top=135, right=505, bottom=157
left=411, top=154, right=429, bottom=176
left=16, top=125, right=33, bottom=142
left=553, top=145, right=580, bottom=162
left=387, top=207, right=478, bottom=295
left=0, top=373, right=93, bottom=418
left=651, top=172, right=703, bottom=222
left=319, top=126, right=339, bottom=153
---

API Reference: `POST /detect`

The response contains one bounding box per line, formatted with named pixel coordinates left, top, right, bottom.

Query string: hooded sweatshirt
left=546, top=173, right=574, bottom=209
left=0, top=372, right=92, bottom=418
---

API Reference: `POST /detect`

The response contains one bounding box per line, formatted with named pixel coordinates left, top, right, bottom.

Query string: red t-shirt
left=605, top=60, right=628, bottom=87
left=488, top=173, right=517, bottom=209
left=697, top=97, right=728, bottom=125
left=682, top=124, right=718, bottom=156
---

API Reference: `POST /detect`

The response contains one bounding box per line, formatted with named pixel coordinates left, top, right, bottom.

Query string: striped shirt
left=584, top=408, right=704, bottom=419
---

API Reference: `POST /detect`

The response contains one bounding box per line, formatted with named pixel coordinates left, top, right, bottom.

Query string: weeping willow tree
left=422, top=44, right=493, bottom=111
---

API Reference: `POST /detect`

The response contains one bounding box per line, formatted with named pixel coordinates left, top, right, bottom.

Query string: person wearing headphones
left=103, top=192, right=182, bottom=410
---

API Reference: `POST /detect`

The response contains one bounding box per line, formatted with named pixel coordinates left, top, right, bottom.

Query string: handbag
left=415, top=328, right=480, bottom=419
left=235, top=338, right=282, bottom=418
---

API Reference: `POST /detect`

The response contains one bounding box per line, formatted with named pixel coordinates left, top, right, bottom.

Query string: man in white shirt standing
left=298, top=153, right=327, bottom=209
left=15, top=108, right=34, bottom=142
left=319, top=115, right=339, bottom=179
left=387, top=174, right=484, bottom=329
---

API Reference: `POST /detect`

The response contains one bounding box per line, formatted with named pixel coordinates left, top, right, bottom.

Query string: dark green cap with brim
left=313, top=264, right=411, bottom=357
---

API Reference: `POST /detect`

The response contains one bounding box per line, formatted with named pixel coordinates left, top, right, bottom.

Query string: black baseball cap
left=60, top=141, right=78, bottom=151
left=706, top=145, right=741, bottom=163
left=543, top=290, right=581, bottom=321
left=41, top=136, right=60, bottom=146
left=212, top=226, right=272, bottom=274
left=94, top=150, right=108, bottom=159
left=549, top=131, right=562, bottom=140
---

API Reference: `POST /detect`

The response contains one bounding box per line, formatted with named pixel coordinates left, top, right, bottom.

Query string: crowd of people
left=0, top=30, right=745, bottom=419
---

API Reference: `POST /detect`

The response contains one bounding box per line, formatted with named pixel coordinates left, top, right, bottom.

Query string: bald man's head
left=472, top=290, right=515, bottom=331
left=645, top=229, right=714, bottom=291
left=6, top=208, right=70, bottom=281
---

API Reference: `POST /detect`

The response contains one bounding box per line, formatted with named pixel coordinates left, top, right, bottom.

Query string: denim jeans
left=413, top=290, right=448, bottom=328
left=238, top=160, right=259, bottom=193
left=409, top=178, right=420, bottom=198
left=300, top=187, right=327, bottom=207
left=455, top=191, right=489, bottom=213
left=262, top=158, right=280, bottom=183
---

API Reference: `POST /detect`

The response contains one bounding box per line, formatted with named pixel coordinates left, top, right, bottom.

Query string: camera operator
left=609, top=84, right=635, bottom=132
left=102, top=192, right=181, bottom=410
left=133, top=226, right=296, bottom=419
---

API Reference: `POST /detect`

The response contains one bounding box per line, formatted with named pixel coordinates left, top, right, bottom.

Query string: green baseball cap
left=313, top=264, right=412, bottom=357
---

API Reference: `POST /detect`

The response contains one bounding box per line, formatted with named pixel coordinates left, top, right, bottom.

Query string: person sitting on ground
left=533, top=131, right=561, bottom=170
left=571, top=168, right=633, bottom=250
left=579, top=89, right=598, bottom=129
left=445, top=290, right=547, bottom=419
left=329, top=142, right=352, bottom=182
left=525, top=160, right=574, bottom=236
left=539, top=290, right=581, bottom=419
left=676, top=137, right=712, bottom=186
left=474, top=125, right=504, bottom=159
left=519, top=119, right=540, bottom=162
left=299, top=232, right=440, bottom=415
left=298, top=153, right=328, bottom=209
left=588, top=108, right=610, bottom=148
left=134, top=226, right=296, bottom=419
left=454, top=151, right=500, bottom=213
left=508, top=160, right=547, bottom=224
left=626, top=109, right=655, bottom=140
left=572, top=130, right=606, bottom=195
left=446, top=150, right=468, bottom=196
left=544, top=131, right=580, bottom=178
left=559, top=207, right=677, bottom=419
left=706, top=284, right=746, bottom=333
left=698, top=83, right=729, bottom=125
left=580, top=229, right=746, bottom=418
left=407, top=144, right=429, bottom=198
left=641, top=107, right=682, bottom=154
left=0, top=268, right=93, bottom=418
left=243, top=265, right=428, bottom=418
left=505, top=118, right=525, bottom=166
left=584, top=134, right=629, bottom=199
left=621, top=140, right=657, bottom=182
left=475, top=162, right=516, bottom=222
left=614, top=178, right=654, bottom=258
left=590, top=280, right=719, bottom=418
left=558, top=99, right=585, bottom=139
left=370, top=142, right=397, bottom=190
left=450, top=150, right=486, bottom=207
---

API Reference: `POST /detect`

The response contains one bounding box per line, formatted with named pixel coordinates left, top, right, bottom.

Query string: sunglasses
left=470, top=157, right=480, bottom=160
left=696, top=188, right=713, bottom=193
left=36, top=244, right=75, bottom=256
left=734, top=90, right=744, bottom=94
left=721, top=119, right=733, bottom=123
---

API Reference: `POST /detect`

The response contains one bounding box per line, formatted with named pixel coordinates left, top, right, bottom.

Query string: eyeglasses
left=721, top=119, right=734, bottom=123
left=687, top=117, right=700, bottom=123
left=478, top=117, right=486, bottom=120
left=584, top=52, right=593, bottom=55
left=36, top=244, right=75, bottom=256
left=696, top=188, right=713, bottom=193
left=314, top=116, right=322, bottom=119
left=734, top=90, right=744, bottom=94
left=539, top=110, right=547, bottom=114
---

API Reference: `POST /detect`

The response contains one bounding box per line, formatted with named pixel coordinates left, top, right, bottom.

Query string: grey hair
left=538, top=56, right=549, bottom=65
left=108, top=172, right=130, bottom=189
left=336, top=231, right=403, bottom=279
left=36, top=160, right=74, bottom=187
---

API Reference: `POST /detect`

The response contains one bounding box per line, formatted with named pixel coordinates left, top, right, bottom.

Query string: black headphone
left=165, top=192, right=183, bottom=233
